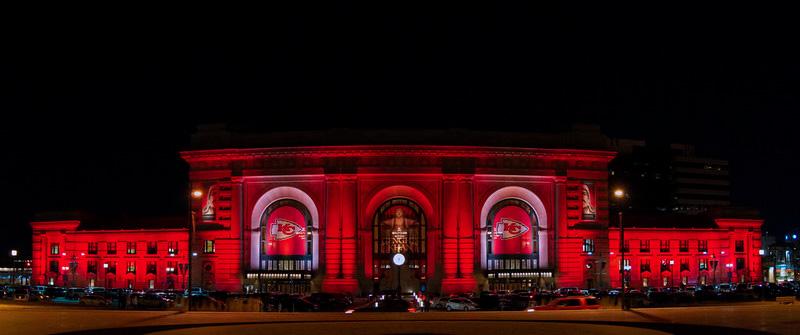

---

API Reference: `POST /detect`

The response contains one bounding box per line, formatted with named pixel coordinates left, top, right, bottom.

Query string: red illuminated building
left=30, top=128, right=763, bottom=294
left=30, top=220, right=188, bottom=290
left=609, top=215, right=763, bottom=289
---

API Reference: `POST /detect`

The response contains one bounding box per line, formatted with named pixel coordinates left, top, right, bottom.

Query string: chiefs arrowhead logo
left=270, top=219, right=305, bottom=241
left=495, top=218, right=530, bottom=240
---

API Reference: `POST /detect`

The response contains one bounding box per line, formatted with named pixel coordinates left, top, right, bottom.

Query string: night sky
left=3, top=4, right=799, bottom=261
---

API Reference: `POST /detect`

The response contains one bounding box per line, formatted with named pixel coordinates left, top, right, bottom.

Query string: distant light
left=192, top=252, right=198, bottom=257
left=794, top=234, right=798, bottom=240
left=703, top=251, right=708, bottom=255
left=721, top=251, right=725, bottom=255
left=759, top=249, right=765, bottom=256
left=62, top=252, right=66, bottom=256
left=103, top=263, right=108, bottom=268
left=80, top=252, right=85, bottom=256
left=192, top=190, right=203, bottom=198
left=613, top=189, right=625, bottom=198
left=669, top=260, right=674, bottom=265
left=11, top=250, right=17, bottom=256
left=587, top=251, right=593, bottom=255
left=610, top=251, right=615, bottom=255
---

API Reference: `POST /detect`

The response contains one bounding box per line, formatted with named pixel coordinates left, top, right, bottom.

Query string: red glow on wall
left=492, top=205, right=533, bottom=255
left=264, top=206, right=307, bottom=256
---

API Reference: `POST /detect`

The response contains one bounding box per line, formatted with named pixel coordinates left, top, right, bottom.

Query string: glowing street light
left=613, top=188, right=628, bottom=311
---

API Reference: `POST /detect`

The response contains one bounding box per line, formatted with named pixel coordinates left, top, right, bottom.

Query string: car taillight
left=407, top=307, right=416, bottom=312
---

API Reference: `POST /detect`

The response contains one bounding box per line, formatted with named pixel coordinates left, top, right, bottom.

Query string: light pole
left=188, top=189, right=202, bottom=305
left=10, top=250, right=18, bottom=285
left=613, top=188, right=628, bottom=310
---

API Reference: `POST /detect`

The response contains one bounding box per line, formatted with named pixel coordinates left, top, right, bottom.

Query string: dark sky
left=2, top=4, right=799, bottom=260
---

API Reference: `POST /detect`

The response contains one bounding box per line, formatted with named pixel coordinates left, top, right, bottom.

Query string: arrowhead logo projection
left=496, top=218, right=530, bottom=240
left=492, top=203, right=535, bottom=255
left=270, top=219, right=305, bottom=241
left=264, top=204, right=308, bottom=256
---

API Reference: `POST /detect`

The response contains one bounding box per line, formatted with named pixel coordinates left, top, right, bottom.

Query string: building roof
left=188, top=123, right=615, bottom=151
left=32, top=211, right=187, bottom=231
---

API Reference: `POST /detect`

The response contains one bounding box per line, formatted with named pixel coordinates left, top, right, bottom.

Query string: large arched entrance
left=372, top=198, right=426, bottom=295
left=256, top=199, right=314, bottom=294
left=485, top=198, right=541, bottom=291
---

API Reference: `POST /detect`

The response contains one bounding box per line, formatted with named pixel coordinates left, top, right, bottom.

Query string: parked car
left=79, top=295, right=112, bottom=306
left=345, top=298, right=417, bottom=313
left=552, top=287, right=582, bottom=297
left=445, top=297, right=479, bottom=311
left=13, top=288, right=30, bottom=301
left=533, top=296, right=601, bottom=310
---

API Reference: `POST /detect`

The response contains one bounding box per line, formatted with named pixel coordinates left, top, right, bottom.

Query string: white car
left=445, top=297, right=479, bottom=311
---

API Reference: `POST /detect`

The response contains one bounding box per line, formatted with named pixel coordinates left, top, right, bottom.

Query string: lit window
left=204, top=240, right=215, bottom=254
left=127, top=242, right=136, bottom=255
left=582, top=239, right=595, bottom=253
left=50, top=243, right=59, bottom=255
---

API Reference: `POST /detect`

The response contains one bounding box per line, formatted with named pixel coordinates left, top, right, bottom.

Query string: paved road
left=1, top=302, right=798, bottom=335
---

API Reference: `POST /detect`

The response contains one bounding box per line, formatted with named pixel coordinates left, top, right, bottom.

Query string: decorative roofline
left=180, top=145, right=616, bottom=163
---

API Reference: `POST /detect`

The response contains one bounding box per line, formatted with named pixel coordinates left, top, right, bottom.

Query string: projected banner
left=265, top=206, right=307, bottom=256
left=492, top=205, right=534, bottom=255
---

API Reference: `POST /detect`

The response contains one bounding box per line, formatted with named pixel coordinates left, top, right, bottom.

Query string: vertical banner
left=582, top=182, right=596, bottom=220
left=492, top=205, right=534, bottom=255
left=264, top=206, right=307, bottom=256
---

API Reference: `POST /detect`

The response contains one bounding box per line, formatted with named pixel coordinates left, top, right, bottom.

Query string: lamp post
left=613, top=188, right=627, bottom=310
left=188, top=189, right=202, bottom=305
left=10, top=250, right=18, bottom=285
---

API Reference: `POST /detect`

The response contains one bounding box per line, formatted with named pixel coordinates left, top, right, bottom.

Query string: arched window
left=373, top=198, right=426, bottom=268
left=486, top=199, right=538, bottom=270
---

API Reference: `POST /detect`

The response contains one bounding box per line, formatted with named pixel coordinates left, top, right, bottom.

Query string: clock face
left=392, top=253, right=406, bottom=266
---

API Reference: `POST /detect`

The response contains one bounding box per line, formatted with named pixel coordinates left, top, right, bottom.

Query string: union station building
left=29, top=128, right=763, bottom=295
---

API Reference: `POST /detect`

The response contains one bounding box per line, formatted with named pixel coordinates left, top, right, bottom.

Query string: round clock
left=392, top=253, right=406, bottom=266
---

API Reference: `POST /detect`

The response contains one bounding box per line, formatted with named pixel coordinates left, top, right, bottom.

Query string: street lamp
left=188, top=189, right=202, bottom=305
left=613, top=188, right=628, bottom=310
left=10, top=250, right=18, bottom=285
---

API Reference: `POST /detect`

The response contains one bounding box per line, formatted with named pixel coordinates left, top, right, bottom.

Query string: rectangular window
left=147, top=241, right=158, bottom=254
left=88, top=242, right=98, bottom=255
left=168, top=241, right=178, bottom=255
left=147, top=262, right=157, bottom=275
left=660, top=240, right=670, bottom=253
left=680, top=259, right=689, bottom=272
left=679, top=240, right=689, bottom=253
left=640, top=240, right=650, bottom=253
left=167, top=261, right=177, bottom=274
left=698, top=240, right=708, bottom=253
left=582, top=239, right=595, bottom=253
left=699, top=258, right=708, bottom=270
left=107, top=242, right=117, bottom=255
left=127, top=262, right=136, bottom=273
left=87, top=261, right=97, bottom=274
left=735, top=240, right=744, bottom=253
left=127, top=242, right=136, bottom=255
left=49, top=260, right=59, bottom=273
left=640, top=259, right=651, bottom=272
left=107, top=262, right=116, bottom=274
left=660, top=260, right=670, bottom=272
left=736, top=258, right=745, bottom=270
left=204, top=240, right=216, bottom=254
left=619, top=259, right=630, bottom=270
left=622, top=240, right=630, bottom=253
left=51, top=243, right=60, bottom=255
